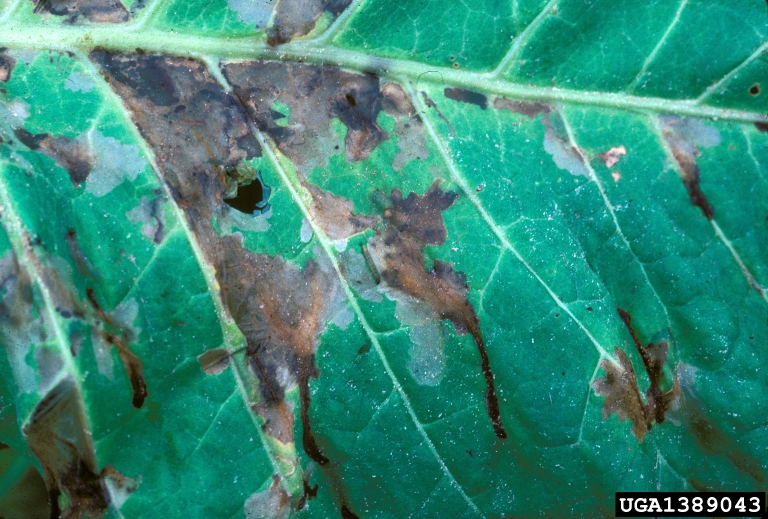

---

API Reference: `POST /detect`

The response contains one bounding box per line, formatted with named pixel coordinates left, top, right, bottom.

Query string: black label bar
left=615, top=492, right=766, bottom=517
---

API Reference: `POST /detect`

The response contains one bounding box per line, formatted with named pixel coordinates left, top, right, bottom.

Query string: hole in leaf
left=224, top=179, right=266, bottom=214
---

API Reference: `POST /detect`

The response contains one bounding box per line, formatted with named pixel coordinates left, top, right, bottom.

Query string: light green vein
left=490, top=0, right=558, bottom=77
left=316, top=0, right=369, bottom=44
left=0, top=23, right=766, bottom=124
left=626, top=0, right=688, bottom=93
left=697, top=40, right=768, bottom=104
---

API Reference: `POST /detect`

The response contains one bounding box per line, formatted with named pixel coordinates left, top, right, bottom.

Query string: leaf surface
left=0, top=1, right=767, bottom=517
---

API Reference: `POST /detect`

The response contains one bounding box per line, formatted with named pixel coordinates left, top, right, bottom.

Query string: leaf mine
left=1, top=1, right=766, bottom=513
left=0, top=251, right=42, bottom=396
left=0, top=49, right=16, bottom=83
left=303, top=182, right=380, bottom=241
left=592, top=308, right=680, bottom=442
left=23, top=377, right=137, bottom=519
left=244, top=474, right=291, bottom=519
left=30, top=0, right=130, bottom=23
left=13, top=129, right=93, bottom=186
left=85, top=288, right=148, bottom=408
left=366, top=180, right=507, bottom=438
left=493, top=98, right=550, bottom=119
left=125, top=192, right=167, bottom=244
left=443, top=87, right=489, bottom=110
left=267, top=0, right=353, bottom=46
left=90, top=50, right=343, bottom=490
left=659, top=115, right=721, bottom=220
left=222, top=61, right=417, bottom=166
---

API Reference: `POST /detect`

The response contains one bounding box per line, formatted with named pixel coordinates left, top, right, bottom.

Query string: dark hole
left=750, top=84, right=760, bottom=95
left=345, top=93, right=357, bottom=106
left=224, top=180, right=264, bottom=214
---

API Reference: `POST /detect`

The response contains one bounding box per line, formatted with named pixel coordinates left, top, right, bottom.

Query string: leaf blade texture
left=0, top=1, right=767, bottom=517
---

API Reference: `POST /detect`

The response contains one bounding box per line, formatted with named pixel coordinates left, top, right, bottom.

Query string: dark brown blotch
left=444, top=87, right=488, bottom=110
left=671, top=147, right=714, bottom=219
left=223, top=61, right=406, bottom=164
left=86, top=288, right=148, bottom=408
left=65, top=229, right=99, bottom=280
left=267, top=0, right=353, bottom=46
left=92, top=50, right=347, bottom=506
left=0, top=49, right=16, bottom=83
left=31, top=0, right=129, bottom=23
left=750, top=83, right=760, bottom=95
left=493, top=97, right=550, bottom=118
left=755, top=122, right=768, bottom=133
left=659, top=116, right=717, bottom=220
left=341, top=504, right=361, bottom=519
left=24, top=378, right=136, bottom=519
left=592, top=308, right=680, bottom=442
left=14, top=129, right=92, bottom=186
left=368, top=181, right=506, bottom=438
left=420, top=91, right=456, bottom=138
left=90, top=50, right=261, bottom=217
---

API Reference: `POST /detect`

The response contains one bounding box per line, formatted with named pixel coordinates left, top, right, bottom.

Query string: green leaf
left=0, top=1, right=767, bottom=517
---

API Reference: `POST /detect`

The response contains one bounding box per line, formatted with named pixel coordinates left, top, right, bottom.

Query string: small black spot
left=561, top=371, right=565, bottom=376
left=555, top=313, right=560, bottom=318
left=357, top=343, right=371, bottom=355
left=466, top=449, right=473, bottom=457
left=750, top=83, right=760, bottom=95
left=755, top=122, right=768, bottom=133
left=345, top=93, right=357, bottom=106
left=587, top=307, right=593, bottom=312
left=224, top=178, right=265, bottom=214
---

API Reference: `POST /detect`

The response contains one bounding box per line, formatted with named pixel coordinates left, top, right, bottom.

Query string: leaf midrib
left=0, top=23, right=765, bottom=124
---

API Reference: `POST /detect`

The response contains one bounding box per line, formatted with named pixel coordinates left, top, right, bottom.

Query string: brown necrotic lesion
left=31, top=0, right=129, bottom=23
left=366, top=181, right=507, bottom=439
left=23, top=378, right=138, bottom=519
left=90, top=52, right=508, bottom=511
left=592, top=308, right=680, bottom=442
left=85, top=288, right=148, bottom=409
